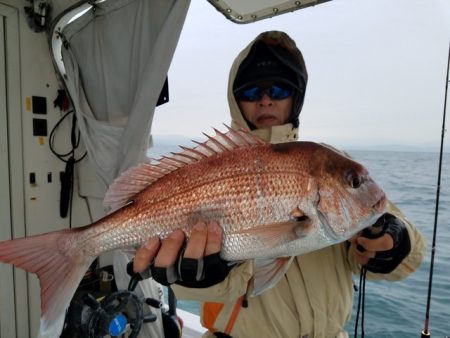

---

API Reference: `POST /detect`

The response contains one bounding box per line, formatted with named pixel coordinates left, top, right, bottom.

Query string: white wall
left=0, top=1, right=95, bottom=336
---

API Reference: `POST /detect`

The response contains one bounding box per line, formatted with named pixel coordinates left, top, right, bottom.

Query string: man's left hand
left=349, top=234, right=394, bottom=265
left=349, top=213, right=411, bottom=273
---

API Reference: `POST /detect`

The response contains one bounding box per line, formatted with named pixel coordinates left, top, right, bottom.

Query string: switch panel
left=33, top=118, right=47, bottom=136
left=32, top=96, right=47, bottom=115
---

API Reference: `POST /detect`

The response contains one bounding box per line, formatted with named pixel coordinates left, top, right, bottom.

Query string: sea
left=150, top=144, right=450, bottom=338
left=344, top=150, right=450, bottom=338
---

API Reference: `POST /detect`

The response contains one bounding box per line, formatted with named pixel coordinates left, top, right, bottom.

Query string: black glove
left=364, top=213, right=411, bottom=274
left=155, top=252, right=234, bottom=287
left=128, top=252, right=234, bottom=288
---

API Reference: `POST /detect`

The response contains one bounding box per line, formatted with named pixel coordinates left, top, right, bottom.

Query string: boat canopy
left=206, top=0, right=332, bottom=23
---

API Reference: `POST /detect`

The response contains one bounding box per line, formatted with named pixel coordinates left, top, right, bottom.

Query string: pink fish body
left=0, top=127, right=386, bottom=337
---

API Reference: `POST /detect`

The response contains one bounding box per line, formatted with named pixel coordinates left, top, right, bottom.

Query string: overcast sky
left=152, top=0, right=450, bottom=150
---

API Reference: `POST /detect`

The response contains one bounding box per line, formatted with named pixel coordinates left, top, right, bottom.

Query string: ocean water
left=344, top=150, right=450, bottom=338
left=164, top=149, right=450, bottom=338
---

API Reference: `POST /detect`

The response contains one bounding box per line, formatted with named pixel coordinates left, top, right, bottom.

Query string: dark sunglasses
left=235, top=84, right=294, bottom=102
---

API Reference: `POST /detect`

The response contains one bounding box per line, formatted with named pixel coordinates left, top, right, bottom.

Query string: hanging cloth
left=61, top=0, right=190, bottom=194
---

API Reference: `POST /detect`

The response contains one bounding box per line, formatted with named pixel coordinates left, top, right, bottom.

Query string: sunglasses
left=235, top=84, right=294, bottom=102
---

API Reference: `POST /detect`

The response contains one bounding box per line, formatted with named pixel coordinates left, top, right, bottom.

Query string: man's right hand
left=133, top=220, right=232, bottom=287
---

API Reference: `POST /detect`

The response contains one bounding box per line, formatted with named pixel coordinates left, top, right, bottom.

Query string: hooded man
left=230, top=30, right=307, bottom=141
left=133, top=31, right=426, bottom=338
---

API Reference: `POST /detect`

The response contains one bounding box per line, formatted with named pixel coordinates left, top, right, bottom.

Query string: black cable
left=361, top=268, right=367, bottom=338
left=49, top=110, right=73, bottom=160
left=48, top=107, right=87, bottom=223
left=49, top=109, right=87, bottom=163
left=354, top=266, right=367, bottom=338
left=354, top=268, right=363, bottom=338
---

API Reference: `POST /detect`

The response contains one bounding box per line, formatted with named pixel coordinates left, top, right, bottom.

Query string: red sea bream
left=0, top=127, right=386, bottom=337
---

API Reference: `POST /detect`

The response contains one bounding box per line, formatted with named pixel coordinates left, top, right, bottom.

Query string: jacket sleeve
left=347, top=201, right=427, bottom=281
left=172, top=260, right=254, bottom=302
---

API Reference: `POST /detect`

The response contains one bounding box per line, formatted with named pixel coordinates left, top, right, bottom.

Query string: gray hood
left=227, top=31, right=308, bottom=142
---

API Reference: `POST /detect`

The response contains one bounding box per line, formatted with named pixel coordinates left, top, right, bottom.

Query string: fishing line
left=421, top=41, right=449, bottom=338
left=354, top=266, right=367, bottom=338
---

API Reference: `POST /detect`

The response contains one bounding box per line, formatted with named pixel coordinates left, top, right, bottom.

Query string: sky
left=152, top=0, right=450, bottom=151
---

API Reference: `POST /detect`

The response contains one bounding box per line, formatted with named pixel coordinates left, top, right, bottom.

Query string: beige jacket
left=174, top=31, right=426, bottom=338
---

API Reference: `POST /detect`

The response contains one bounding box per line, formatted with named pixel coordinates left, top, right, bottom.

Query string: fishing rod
left=420, top=42, right=450, bottom=338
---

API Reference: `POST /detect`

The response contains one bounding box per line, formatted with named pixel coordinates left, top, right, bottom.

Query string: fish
left=0, top=126, right=386, bottom=337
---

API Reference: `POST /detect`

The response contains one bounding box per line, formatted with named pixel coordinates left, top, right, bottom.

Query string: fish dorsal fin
left=103, top=125, right=265, bottom=211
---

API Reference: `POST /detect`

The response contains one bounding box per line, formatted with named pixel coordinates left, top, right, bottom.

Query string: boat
left=0, top=0, right=448, bottom=337
left=0, top=1, right=332, bottom=337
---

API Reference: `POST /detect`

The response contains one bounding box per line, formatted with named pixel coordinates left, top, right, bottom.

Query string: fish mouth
left=372, top=193, right=387, bottom=212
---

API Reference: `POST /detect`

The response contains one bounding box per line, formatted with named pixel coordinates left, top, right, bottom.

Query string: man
left=133, top=31, right=426, bottom=337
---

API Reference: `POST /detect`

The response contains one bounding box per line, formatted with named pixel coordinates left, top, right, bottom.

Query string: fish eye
left=347, top=170, right=362, bottom=189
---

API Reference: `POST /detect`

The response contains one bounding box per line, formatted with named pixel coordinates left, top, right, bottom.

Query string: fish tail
left=0, top=228, right=95, bottom=338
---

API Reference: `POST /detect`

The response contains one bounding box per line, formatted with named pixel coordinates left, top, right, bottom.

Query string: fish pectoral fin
left=252, top=256, right=295, bottom=296
left=291, top=217, right=314, bottom=237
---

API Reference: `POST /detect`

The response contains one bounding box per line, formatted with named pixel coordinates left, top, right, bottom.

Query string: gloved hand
left=151, top=251, right=233, bottom=288
left=350, top=213, right=411, bottom=274
left=132, top=221, right=233, bottom=287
